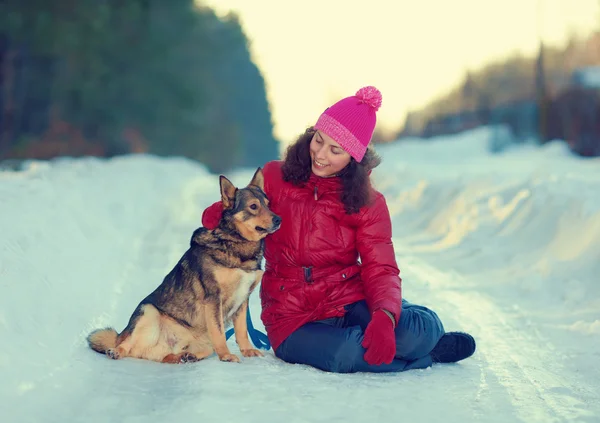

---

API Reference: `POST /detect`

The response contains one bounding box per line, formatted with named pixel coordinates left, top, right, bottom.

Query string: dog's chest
left=226, top=270, right=256, bottom=318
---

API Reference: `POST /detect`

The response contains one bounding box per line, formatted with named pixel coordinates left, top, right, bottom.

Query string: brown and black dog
left=87, top=168, right=280, bottom=364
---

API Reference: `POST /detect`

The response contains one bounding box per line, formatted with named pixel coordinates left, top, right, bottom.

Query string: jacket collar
left=304, top=166, right=373, bottom=190
left=305, top=171, right=343, bottom=194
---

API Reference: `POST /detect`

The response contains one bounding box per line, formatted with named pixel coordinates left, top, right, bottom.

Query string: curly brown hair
left=281, top=127, right=382, bottom=214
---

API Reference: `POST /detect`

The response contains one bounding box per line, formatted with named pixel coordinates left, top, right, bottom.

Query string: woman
left=201, top=86, right=476, bottom=373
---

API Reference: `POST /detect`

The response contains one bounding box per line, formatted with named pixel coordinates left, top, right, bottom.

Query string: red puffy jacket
left=201, top=160, right=402, bottom=351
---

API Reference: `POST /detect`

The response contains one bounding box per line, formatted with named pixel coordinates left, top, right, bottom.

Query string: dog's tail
left=87, top=327, right=118, bottom=354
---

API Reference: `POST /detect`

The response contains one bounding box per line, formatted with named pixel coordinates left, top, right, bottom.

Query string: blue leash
left=225, top=305, right=271, bottom=350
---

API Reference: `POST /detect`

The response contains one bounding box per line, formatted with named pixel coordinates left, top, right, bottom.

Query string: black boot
left=430, top=332, right=476, bottom=363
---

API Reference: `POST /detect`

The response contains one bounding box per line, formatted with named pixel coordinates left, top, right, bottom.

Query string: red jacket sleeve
left=201, top=201, right=223, bottom=229
left=356, top=192, right=402, bottom=324
left=201, top=161, right=281, bottom=229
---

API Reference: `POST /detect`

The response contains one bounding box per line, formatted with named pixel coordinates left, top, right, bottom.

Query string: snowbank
left=377, top=128, right=600, bottom=313
left=0, top=155, right=213, bottom=398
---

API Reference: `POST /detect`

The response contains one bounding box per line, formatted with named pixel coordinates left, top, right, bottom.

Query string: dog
left=87, top=168, right=281, bottom=364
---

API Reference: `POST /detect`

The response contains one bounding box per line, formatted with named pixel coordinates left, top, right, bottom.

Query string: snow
left=572, top=66, right=600, bottom=89
left=1, top=128, right=599, bottom=423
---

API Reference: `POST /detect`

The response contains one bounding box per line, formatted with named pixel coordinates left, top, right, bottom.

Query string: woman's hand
left=362, top=309, right=396, bottom=365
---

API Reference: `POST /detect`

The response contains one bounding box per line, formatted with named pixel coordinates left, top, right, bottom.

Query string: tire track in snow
left=406, top=257, right=599, bottom=423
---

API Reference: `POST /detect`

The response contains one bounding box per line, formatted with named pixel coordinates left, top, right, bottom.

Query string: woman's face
left=309, top=130, right=352, bottom=177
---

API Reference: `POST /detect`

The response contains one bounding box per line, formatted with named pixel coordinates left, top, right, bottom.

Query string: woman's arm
left=201, top=201, right=223, bottom=229
left=355, top=192, right=402, bottom=324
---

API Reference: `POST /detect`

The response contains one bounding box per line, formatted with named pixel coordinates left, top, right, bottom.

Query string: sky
left=199, top=0, right=600, bottom=145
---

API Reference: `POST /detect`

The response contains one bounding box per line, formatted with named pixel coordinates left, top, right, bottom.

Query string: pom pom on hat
left=355, top=86, right=382, bottom=111
left=313, top=85, right=383, bottom=162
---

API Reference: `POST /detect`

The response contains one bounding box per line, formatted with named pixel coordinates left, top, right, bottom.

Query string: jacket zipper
left=300, top=184, right=318, bottom=273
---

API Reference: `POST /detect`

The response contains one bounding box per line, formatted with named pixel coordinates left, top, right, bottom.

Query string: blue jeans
left=274, top=299, right=445, bottom=373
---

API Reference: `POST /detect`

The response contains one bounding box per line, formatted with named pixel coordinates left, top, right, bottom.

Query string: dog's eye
left=250, top=204, right=258, bottom=210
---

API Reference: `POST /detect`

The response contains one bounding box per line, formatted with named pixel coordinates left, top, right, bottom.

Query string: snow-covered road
left=2, top=128, right=599, bottom=422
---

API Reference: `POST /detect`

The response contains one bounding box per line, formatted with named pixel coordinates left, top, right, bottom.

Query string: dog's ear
left=248, top=167, right=264, bottom=192
left=220, top=175, right=237, bottom=209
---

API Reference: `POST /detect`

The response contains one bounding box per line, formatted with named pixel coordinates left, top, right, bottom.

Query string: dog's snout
left=272, top=215, right=281, bottom=226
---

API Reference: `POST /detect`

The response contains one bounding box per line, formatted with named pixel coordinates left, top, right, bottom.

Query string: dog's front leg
left=204, top=299, right=240, bottom=363
left=233, top=299, right=264, bottom=358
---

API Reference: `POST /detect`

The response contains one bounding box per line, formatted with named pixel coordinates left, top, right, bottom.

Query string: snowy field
left=1, top=126, right=599, bottom=423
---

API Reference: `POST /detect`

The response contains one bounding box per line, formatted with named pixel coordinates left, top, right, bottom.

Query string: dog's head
left=219, top=168, right=281, bottom=241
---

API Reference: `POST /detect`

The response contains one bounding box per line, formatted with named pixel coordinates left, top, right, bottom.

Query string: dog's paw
left=241, top=348, right=264, bottom=358
left=219, top=353, right=241, bottom=363
left=106, top=348, right=121, bottom=360
left=179, top=352, right=199, bottom=363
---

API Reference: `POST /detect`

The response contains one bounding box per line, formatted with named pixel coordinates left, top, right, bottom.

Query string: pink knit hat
left=314, top=86, right=382, bottom=162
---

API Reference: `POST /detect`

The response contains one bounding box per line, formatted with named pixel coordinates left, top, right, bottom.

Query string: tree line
left=0, top=0, right=279, bottom=172
left=397, top=31, right=600, bottom=156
